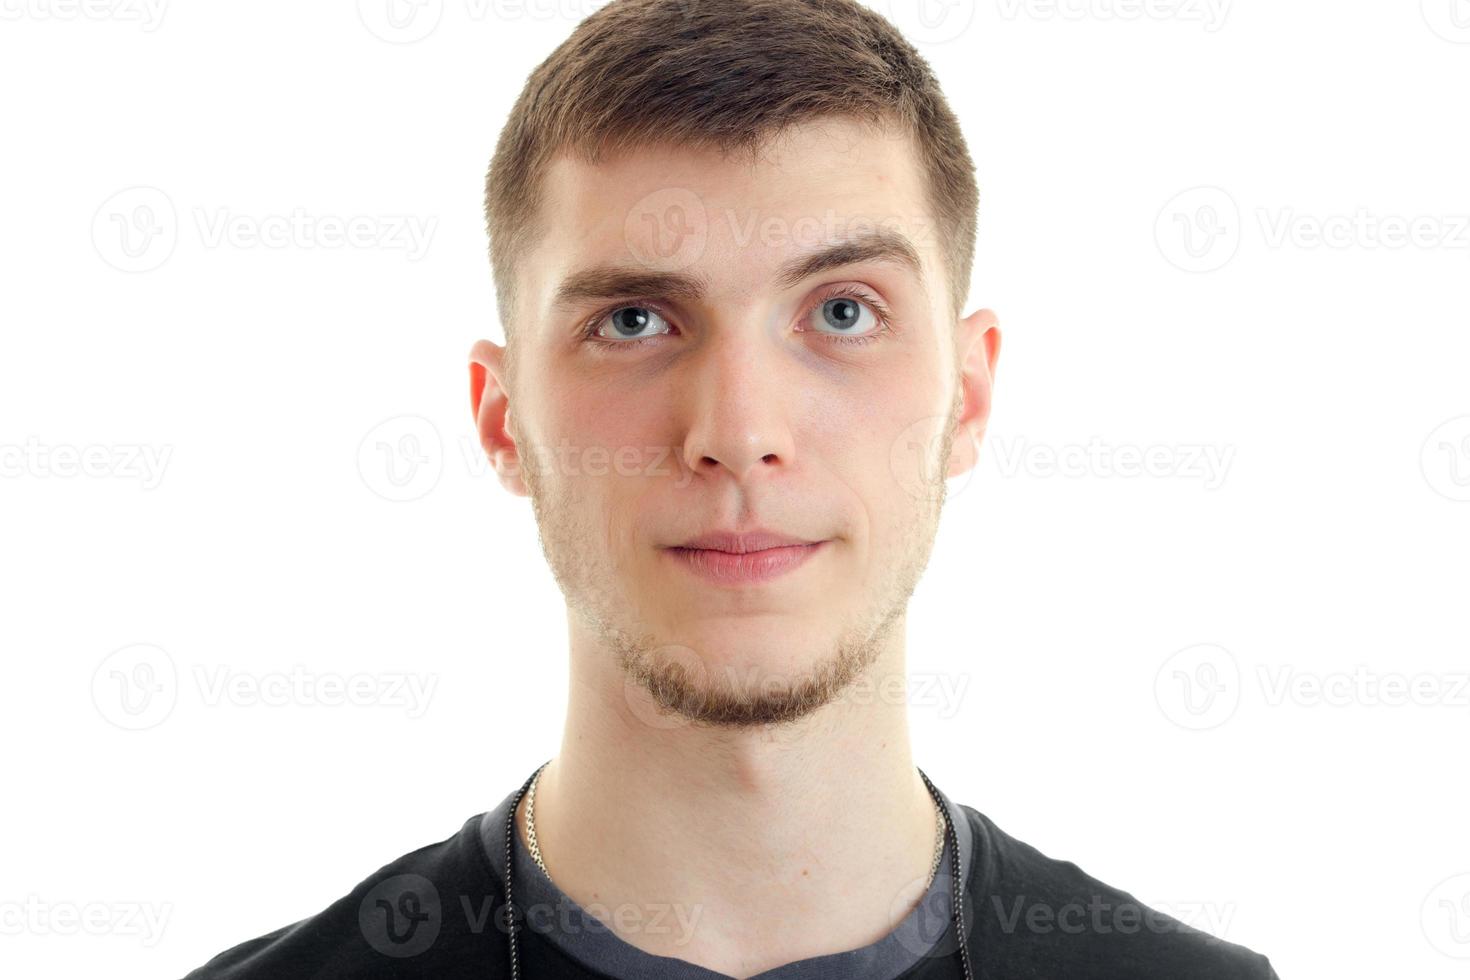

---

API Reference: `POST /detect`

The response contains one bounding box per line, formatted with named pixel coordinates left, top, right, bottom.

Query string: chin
left=646, top=618, right=841, bottom=688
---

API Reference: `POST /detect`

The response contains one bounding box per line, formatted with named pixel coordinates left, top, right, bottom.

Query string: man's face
left=480, top=117, right=993, bottom=728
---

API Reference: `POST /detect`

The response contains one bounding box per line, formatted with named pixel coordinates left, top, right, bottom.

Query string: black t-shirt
left=181, top=781, right=1279, bottom=979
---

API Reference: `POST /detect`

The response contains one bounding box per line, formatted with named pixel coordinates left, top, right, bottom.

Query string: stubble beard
left=519, top=389, right=959, bottom=732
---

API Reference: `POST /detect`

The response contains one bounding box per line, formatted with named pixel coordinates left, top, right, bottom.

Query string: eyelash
left=579, top=285, right=896, bottom=352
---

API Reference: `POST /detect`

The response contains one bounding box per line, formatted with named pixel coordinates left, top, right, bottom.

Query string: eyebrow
left=550, top=228, right=925, bottom=310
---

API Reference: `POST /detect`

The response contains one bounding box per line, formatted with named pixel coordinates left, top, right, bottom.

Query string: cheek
left=825, top=359, right=952, bottom=539
left=537, top=385, right=675, bottom=503
left=797, top=379, right=917, bottom=552
left=806, top=350, right=942, bottom=471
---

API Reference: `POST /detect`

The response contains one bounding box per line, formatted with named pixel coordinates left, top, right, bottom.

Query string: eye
left=588, top=305, right=674, bottom=345
left=581, top=289, right=893, bottom=351
left=799, top=289, right=892, bottom=345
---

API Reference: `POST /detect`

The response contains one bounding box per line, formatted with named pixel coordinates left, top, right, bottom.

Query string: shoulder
left=180, top=813, right=509, bottom=980
left=960, top=806, right=1280, bottom=979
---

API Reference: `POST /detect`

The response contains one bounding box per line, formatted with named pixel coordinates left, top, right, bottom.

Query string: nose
left=679, top=326, right=797, bottom=484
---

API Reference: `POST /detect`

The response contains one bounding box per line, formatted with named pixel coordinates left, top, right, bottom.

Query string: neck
left=516, top=610, right=939, bottom=979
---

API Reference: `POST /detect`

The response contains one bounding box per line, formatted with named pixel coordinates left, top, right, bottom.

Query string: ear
left=948, top=308, right=1002, bottom=480
left=468, top=338, right=529, bottom=497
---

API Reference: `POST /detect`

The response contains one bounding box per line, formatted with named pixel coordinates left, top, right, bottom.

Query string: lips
left=673, top=529, right=818, bottom=553
left=663, top=529, right=827, bottom=586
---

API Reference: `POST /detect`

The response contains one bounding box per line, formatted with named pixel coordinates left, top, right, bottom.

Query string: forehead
left=522, top=117, right=938, bottom=320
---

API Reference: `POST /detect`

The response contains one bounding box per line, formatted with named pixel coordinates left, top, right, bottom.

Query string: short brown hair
left=483, top=0, right=978, bottom=348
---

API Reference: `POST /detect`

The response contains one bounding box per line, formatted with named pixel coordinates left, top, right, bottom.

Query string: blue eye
left=581, top=288, right=893, bottom=351
left=799, top=289, right=893, bottom=346
left=590, top=306, right=673, bottom=343
left=809, top=296, right=879, bottom=337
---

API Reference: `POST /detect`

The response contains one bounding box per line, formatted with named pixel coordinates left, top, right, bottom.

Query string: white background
left=2, top=1, right=1468, bottom=978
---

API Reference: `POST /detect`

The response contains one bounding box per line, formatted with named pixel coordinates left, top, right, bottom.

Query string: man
left=184, top=0, right=1277, bottom=977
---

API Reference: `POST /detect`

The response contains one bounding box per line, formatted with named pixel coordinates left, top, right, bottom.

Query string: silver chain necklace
left=502, top=760, right=975, bottom=979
